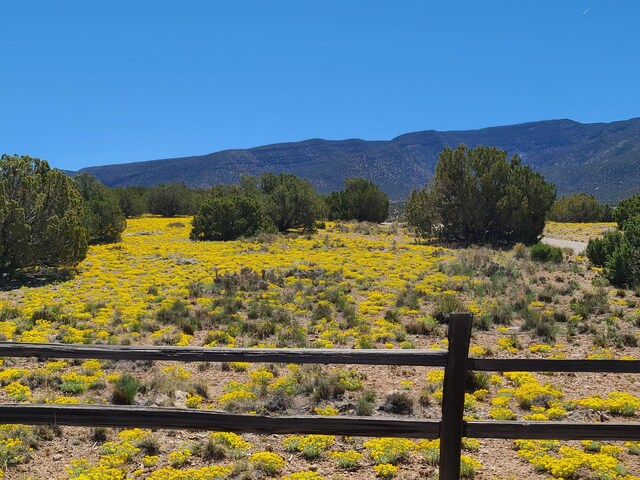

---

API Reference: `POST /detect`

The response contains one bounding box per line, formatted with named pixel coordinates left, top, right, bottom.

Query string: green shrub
left=586, top=230, right=623, bottom=267
left=111, top=373, right=140, bottom=405
left=549, top=193, right=612, bottom=222
left=0, top=154, right=88, bottom=277
left=191, top=194, right=275, bottom=241
left=326, top=178, right=389, bottom=223
left=355, top=391, right=376, bottom=416
left=529, top=243, right=563, bottom=263
left=615, top=193, right=640, bottom=229
left=74, top=173, right=126, bottom=244
left=588, top=216, right=640, bottom=288
left=432, top=294, right=466, bottom=323
left=406, top=145, right=555, bottom=245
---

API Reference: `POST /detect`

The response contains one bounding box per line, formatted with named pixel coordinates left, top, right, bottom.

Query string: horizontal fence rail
left=0, top=405, right=635, bottom=442
left=1, top=342, right=637, bottom=373
left=0, top=404, right=441, bottom=438
left=0, top=343, right=448, bottom=366
left=0, top=313, right=639, bottom=479
left=470, top=357, right=640, bottom=373
left=466, top=421, right=640, bottom=441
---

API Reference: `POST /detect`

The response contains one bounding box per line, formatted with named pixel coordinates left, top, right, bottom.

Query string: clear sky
left=1, top=1, right=639, bottom=171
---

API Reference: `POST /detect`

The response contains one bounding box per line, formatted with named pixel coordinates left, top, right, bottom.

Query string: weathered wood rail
left=0, top=313, right=639, bottom=479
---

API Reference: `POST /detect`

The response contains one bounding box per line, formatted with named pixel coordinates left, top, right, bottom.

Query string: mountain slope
left=79, top=117, right=640, bottom=202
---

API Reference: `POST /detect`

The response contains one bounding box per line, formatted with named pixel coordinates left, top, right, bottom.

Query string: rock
left=174, top=390, right=188, bottom=403
left=263, top=394, right=290, bottom=413
left=152, top=393, right=172, bottom=407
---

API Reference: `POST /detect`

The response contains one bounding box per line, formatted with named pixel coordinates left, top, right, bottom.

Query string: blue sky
left=1, top=1, right=639, bottom=171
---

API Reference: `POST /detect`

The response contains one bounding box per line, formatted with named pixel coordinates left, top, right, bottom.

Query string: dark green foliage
left=586, top=230, right=623, bottom=267
left=0, top=154, right=89, bottom=277
left=190, top=195, right=275, bottom=241
left=147, top=183, right=199, bottom=217
left=529, top=243, right=563, bottom=263
left=405, top=186, right=437, bottom=238
left=406, top=145, right=556, bottom=245
left=75, top=174, right=126, bottom=244
left=259, top=173, right=323, bottom=232
left=615, top=193, right=640, bottom=229
left=587, top=216, right=640, bottom=287
left=549, top=193, right=612, bottom=222
left=111, top=373, right=140, bottom=405
left=114, top=186, right=148, bottom=217
left=604, top=218, right=640, bottom=287
left=326, top=178, right=389, bottom=222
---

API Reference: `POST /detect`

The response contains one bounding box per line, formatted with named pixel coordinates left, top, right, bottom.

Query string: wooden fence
left=0, top=313, right=639, bottom=479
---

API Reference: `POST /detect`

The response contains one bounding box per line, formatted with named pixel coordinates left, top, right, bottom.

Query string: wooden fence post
left=439, top=312, right=473, bottom=480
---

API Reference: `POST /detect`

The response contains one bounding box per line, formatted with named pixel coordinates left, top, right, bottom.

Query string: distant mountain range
left=76, top=117, right=640, bottom=203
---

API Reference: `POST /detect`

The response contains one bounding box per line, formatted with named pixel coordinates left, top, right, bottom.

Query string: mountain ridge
left=78, top=117, right=640, bottom=203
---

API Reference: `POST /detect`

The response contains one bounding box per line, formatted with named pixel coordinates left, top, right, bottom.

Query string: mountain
left=78, top=117, right=640, bottom=203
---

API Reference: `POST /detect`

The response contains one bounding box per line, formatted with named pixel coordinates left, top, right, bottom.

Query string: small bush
left=138, top=436, right=161, bottom=455
left=92, top=427, right=107, bottom=443
left=529, top=243, right=563, bottom=263
left=111, top=373, right=140, bottom=405
left=512, top=242, right=529, bottom=259
left=432, top=294, right=466, bottom=323
left=381, top=391, right=414, bottom=415
left=355, top=391, right=376, bottom=416
left=404, top=316, right=438, bottom=335
left=203, top=440, right=228, bottom=460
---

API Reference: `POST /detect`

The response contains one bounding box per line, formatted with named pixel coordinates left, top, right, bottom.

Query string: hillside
left=78, top=117, right=640, bottom=203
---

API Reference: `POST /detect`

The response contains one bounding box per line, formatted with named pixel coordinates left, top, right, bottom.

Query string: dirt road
left=542, top=237, right=588, bottom=254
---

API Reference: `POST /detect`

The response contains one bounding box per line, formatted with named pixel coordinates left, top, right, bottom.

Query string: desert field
left=0, top=218, right=638, bottom=479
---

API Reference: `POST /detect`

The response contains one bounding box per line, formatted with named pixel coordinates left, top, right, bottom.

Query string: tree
left=260, top=173, right=323, bottom=232
left=406, top=145, right=556, bottom=245
left=190, top=194, right=274, bottom=241
left=326, top=178, right=389, bottom=222
left=549, top=193, right=611, bottom=222
left=587, top=215, right=640, bottom=288
left=405, top=186, right=437, bottom=238
left=75, top=174, right=126, bottom=244
left=614, top=193, right=640, bottom=230
left=114, top=186, right=148, bottom=218
left=147, top=183, right=196, bottom=217
left=0, top=154, right=88, bottom=277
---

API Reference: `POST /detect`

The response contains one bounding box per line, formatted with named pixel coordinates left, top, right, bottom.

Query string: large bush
left=147, top=183, right=198, bottom=217
left=587, top=216, right=640, bottom=287
left=585, top=230, right=623, bottom=267
left=406, top=187, right=437, bottom=238
left=114, top=186, right=148, bottom=218
left=190, top=194, right=275, bottom=241
left=0, top=154, right=88, bottom=277
left=75, top=174, right=126, bottom=244
left=406, top=145, right=556, bottom=245
left=326, top=178, right=389, bottom=223
left=549, top=193, right=613, bottom=222
left=260, top=173, right=323, bottom=232
left=614, top=193, right=640, bottom=230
